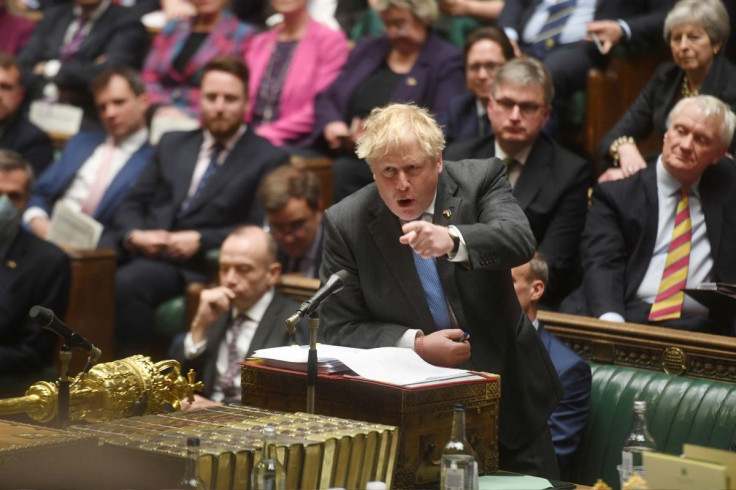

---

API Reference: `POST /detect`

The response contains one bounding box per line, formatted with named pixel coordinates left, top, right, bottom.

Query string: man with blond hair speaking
left=319, top=103, right=562, bottom=477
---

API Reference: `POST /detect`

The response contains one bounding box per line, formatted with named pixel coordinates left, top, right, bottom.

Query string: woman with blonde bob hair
left=598, top=0, right=736, bottom=182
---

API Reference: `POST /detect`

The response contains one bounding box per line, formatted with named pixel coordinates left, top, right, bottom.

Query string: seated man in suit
left=23, top=66, right=152, bottom=239
left=0, top=53, right=54, bottom=176
left=320, top=102, right=562, bottom=477
left=561, top=95, right=736, bottom=336
left=257, top=165, right=323, bottom=279
left=499, top=0, right=673, bottom=115
left=0, top=150, right=70, bottom=376
left=110, top=56, right=288, bottom=356
left=511, top=252, right=591, bottom=479
left=16, top=0, right=147, bottom=122
left=445, top=58, right=590, bottom=308
left=172, top=226, right=304, bottom=408
left=446, top=26, right=514, bottom=144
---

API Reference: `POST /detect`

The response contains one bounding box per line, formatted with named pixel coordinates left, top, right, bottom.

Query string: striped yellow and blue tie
left=649, top=187, right=692, bottom=321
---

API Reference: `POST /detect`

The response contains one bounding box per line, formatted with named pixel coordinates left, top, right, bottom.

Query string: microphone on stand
left=285, top=270, right=349, bottom=339
left=29, top=305, right=102, bottom=374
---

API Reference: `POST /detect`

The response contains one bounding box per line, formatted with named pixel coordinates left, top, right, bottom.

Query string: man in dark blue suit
left=257, top=165, right=323, bottom=279
left=110, top=56, right=288, bottom=356
left=16, top=0, right=147, bottom=117
left=23, top=66, right=152, bottom=240
left=512, top=252, right=591, bottom=479
left=446, top=27, right=514, bottom=144
left=0, top=53, right=53, bottom=176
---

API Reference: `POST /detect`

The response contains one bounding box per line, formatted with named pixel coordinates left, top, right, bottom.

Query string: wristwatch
left=447, top=226, right=460, bottom=255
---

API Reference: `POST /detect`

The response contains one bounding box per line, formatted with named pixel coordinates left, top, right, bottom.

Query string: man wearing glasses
left=445, top=57, right=590, bottom=308
left=257, top=165, right=323, bottom=279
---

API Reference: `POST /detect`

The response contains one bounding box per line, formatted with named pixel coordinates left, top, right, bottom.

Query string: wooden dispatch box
left=241, top=361, right=500, bottom=488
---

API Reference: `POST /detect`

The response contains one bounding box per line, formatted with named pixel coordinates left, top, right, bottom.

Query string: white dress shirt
left=23, top=128, right=149, bottom=224
left=600, top=158, right=712, bottom=322
left=184, top=288, right=275, bottom=402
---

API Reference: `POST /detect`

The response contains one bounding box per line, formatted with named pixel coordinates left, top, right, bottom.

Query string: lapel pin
left=406, top=77, right=417, bottom=86
left=443, top=209, right=451, bottom=218
left=6, top=260, right=17, bottom=269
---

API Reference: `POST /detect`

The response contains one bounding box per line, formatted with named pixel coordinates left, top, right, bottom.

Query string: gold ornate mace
left=0, top=355, right=202, bottom=424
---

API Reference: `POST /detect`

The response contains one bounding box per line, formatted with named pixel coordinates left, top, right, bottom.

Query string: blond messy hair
left=356, top=103, right=445, bottom=167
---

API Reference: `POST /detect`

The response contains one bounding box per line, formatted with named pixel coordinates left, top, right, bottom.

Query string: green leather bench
left=569, top=363, right=736, bottom=488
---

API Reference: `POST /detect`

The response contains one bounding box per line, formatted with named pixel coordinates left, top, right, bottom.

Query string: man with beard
left=108, top=56, right=288, bottom=356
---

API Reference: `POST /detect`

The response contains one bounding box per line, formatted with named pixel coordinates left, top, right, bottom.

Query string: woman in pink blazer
left=245, top=0, right=349, bottom=148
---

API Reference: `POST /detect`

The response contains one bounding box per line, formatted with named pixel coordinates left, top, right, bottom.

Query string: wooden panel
left=289, top=155, right=333, bottom=209
left=62, top=248, right=116, bottom=372
left=583, top=51, right=671, bottom=175
left=538, top=310, right=736, bottom=383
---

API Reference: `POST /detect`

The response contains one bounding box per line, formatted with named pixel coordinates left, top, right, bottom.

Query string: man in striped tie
left=561, top=95, right=736, bottom=335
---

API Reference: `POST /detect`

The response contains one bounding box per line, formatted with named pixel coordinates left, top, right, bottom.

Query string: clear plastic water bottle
left=440, top=403, right=479, bottom=490
left=252, top=425, right=285, bottom=490
left=621, top=400, right=657, bottom=481
left=180, top=437, right=207, bottom=489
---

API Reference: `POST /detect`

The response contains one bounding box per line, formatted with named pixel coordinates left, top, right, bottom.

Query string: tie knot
left=681, top=186, right=691, bottom=198
left=503, top=157, right=518, bottom=169
left=212, top=142, right=224, bottom=156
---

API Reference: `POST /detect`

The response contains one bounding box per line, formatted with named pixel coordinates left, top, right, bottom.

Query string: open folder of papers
left=251, top=345, right=484, bottom=387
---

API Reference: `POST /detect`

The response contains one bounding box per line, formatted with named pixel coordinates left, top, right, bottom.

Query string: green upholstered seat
left=569, top=363, right=736, bottom=488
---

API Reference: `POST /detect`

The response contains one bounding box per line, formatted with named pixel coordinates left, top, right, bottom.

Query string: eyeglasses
left=467, top=61, right=502, bottom=73
left=492, top=97, right=544, bottom=117
left=269, top=218, right=308, bottom=237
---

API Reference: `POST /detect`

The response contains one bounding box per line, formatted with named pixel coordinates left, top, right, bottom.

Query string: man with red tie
left=561, top=95, right=736, bottom=335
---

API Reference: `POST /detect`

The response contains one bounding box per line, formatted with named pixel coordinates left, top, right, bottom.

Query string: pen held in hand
left=455, top=332, right=469, bottom=342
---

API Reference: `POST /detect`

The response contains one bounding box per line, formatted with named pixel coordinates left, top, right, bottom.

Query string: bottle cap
left=633, top=400, right=646, bottom=411
left=187, top=437, right=200, bottom=447
left=365, top=482, right=387, bottom=490
left=453, top=403, right=466, bottom=410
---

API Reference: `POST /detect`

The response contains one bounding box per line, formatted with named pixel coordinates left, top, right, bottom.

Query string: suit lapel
left=172, top=132, right=205, bottom=215
left=182, top=129, right=254, bottom=217
left=433, top=171, right=468, bottom=329
left=629, top=166, right=660, bottom=291
left=367, top=193, right=435, bottom=327
left=204, top=312, right=230, bottom=394
left=701, top=164, right=725, bottom=264
left=514, top=137, right=551, bottom=209
left=95, top=143, right=153, bottom=221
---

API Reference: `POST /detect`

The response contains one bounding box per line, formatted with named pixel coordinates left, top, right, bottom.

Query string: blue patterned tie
left=181, top=142, right=223, bottom=215
left=412, top=249, right=453, bottom=330
left=532, top=0, right=578, bottom=58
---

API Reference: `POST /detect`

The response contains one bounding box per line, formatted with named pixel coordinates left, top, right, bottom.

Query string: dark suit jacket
left=599, top=55, right=736, bottom=168
left=16, top=2, right=147, bottom=101
left=320, top=158, right=563, bottom=473
left=538, top=322, right=591, bottom=480
left=0, top=228, right=70, bottom=374
left=277, top=221, right=323, bottom=279
left=446, top=91, right=488, bottom=144
left=0, top=112, right=54, bottom=176
left=109, top=128, right=288, bottom=270
left=444, top=133, right=591, bottom=306
left=499, top=0, right=674, bottom=54
left=312, top=31, right=465, bottom=140
left=561, top=162, right=736, bottom=334
left=27, top=131, right=153, bottom=231
left=174, top=291, right=304, bottom=400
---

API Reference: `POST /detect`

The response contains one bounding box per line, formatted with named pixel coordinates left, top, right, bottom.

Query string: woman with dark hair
left=598, top=0, right=736, bottom=182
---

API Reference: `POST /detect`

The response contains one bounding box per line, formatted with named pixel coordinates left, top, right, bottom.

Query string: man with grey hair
left=0, top=150, right=70, bottom=378
left=446, top=58, right=590, bottom=308
left=320, top=102, right=563, bottom=477
left=561, top=95, right=736, bottom=335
